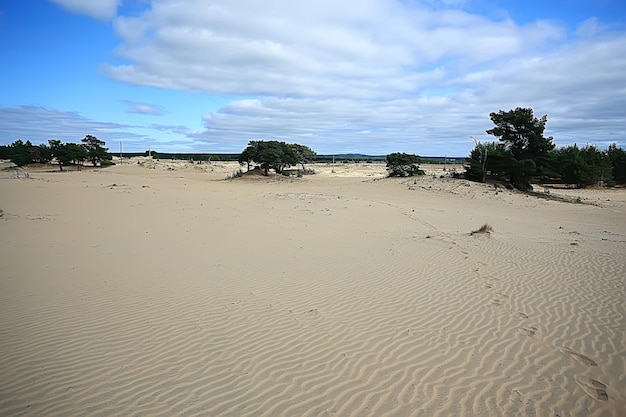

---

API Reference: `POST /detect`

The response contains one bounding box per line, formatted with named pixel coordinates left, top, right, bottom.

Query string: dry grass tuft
left=471, top=223, right=493, bottom=235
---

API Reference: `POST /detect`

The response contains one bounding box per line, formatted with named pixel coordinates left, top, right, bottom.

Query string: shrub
left=386, top=152, right=425, bottom=177
left=471, top=224, right=493, bottom=235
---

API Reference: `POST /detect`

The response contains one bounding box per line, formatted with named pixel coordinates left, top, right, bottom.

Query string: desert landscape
left=1, top=159, right=624, bottom=417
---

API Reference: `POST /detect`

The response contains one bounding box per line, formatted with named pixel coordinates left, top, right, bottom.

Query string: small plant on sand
left=471, top=223, right=493, bottom=235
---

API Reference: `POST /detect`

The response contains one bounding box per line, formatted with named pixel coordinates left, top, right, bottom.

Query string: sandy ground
left=1, top=159, right=624, bottom=417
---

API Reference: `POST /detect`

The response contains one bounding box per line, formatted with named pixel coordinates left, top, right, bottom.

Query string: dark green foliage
left=4, top=140, right=52, bottom=166
left=466, top=139, right=626, bottom=189
left=8, top=140, right=30, bottom=166
left=487, top=108, right=555, bottom=159
left=465, top=107, right=626, bottom=189
left=290, top=143, right=317, bottom=170
left=238, top=146, right=255, bottom=171
left=386, top=152, right=425, bottom=177
left=0, top=145, right=10, bottom=160
left=553, top=144, right=613, bottom=188
left=30, top=143, right=53, bottom=164
left=59, top=143, right=88, bottom=169
left=2, top=137, right=111, bottom=171
left=464, top=142, right=514, bottom=183
left=82, top=135, right=111, bottom=166
left=238, top=140, right=313, bottom=175
left=486, top=107, right=555, bottom=190
left=607, top=143, right=626, bottom=183
left=49, top=139, right=88, bottom=171
left=145, top=149, right=160, bottom=159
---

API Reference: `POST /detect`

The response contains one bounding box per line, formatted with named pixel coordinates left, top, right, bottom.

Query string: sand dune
left=1, top=160, right=624, bottom=416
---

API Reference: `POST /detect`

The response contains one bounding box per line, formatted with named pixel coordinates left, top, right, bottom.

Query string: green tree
left=606, top=143, right=626, bottom=183
left=386, top=152, right=425, bottom=177
left=580, top=145, right=612, bottom=186
left=48, top=140, right=65, bottom=171
left=48, top=139, right=88, bottom=171
left=554, top=145, right=590, bottom=188
left=81, top=135, right=111, bottom=166
left=552, top=144, right=612, bottom=188
left=238, top=140, right=306, bottom=175
left=29, top=143, right=52, bottom=164
left=0, top=144, right=10, bottom=159
left=290, top=143, right=317, bottom=171
left=238, top=141, right=259, bottom=172
left=62, top=143, right=88, bottom=169
left=486, top=107, right=555, bottom=190
left=8, top=140, right=30, bottom=167
left=464, top=141, right=514, bottom=182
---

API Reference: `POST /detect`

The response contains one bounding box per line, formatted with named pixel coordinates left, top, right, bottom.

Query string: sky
left=0, top=0, right=625, bottom=156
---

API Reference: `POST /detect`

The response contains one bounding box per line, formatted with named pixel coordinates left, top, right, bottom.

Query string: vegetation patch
left=386, top=152, right=425, bottom=177
left=471, top=224, right=493, bottom=235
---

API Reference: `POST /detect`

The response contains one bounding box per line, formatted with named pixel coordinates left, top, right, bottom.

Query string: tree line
left=2, top=109, right=624, bottom=188
left=0, top=136, right=112, bottom=171
left=465, top=107, right=626, bottom=190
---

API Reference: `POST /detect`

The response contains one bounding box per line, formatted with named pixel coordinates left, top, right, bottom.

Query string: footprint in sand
left=519, top=325, right=537, bottom=336
left=575, top=375, right=608, bottom=401
left=560, top=347, right=598, bottom=367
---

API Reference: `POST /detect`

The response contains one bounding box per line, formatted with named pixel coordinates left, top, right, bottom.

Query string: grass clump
left=471, top=223, right=493, bottom=235
left=225, top=169, right=243, bottom=180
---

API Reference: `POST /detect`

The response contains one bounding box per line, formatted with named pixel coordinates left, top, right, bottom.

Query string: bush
left=386, top=152, right=425, bottom=177
left=471, top=224, right=493, bottom=235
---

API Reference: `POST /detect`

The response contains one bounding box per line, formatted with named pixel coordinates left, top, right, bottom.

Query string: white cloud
left=0, top=105, right=141, bottom=144
left=104, top=0, right=564, bottom=99
left=49, top=0, right=120, bottom=20
left=49, top=0, right=626, bottom=154
left=123, top=100, right=165, bottom=115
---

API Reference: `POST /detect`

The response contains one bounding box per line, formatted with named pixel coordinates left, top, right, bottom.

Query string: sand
left=1, top=159, right=624, bottom=417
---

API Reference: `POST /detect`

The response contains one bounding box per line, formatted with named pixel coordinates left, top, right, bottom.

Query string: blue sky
left=1, top=0, right=624, bottom=156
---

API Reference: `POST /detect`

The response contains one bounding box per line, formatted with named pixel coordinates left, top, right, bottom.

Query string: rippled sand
left=1, top=160, right=624, bottom=416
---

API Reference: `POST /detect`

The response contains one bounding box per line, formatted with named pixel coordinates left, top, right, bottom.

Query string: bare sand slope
left=1, top=161, right=624, bottom=416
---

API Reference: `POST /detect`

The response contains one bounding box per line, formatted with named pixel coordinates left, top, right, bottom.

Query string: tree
left=81, top=135, right=111, bottom=166
left=553, top=145, right=591, bottom=188
left=5, top=140, right=52, bottom=166
left=8, top=140, right=30, bottom=167
left=581, top=145, right=612, bottom=186
left=290, top=143, right=316, bottom=170
left=486, top=107, right=555, bottom=190
left=238, top=140, right=307, bottom=175
left=48, top=139, right=87, bottom=171
left=606, top=143, right=626, bottom=184
left=464, top=141, right=514, bottom=183
left=238, top=141, right=259, bottom=172
left=32, top=143, right=52, bottom=164
left=386, top=152, right=425, bottom=177
left=63, top=143, right=88, bottom=169
left=48, top=140, right=65, bottom=171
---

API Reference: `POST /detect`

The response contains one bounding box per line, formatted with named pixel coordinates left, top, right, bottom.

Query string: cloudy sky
left=1, top=0, right=624, bottom=156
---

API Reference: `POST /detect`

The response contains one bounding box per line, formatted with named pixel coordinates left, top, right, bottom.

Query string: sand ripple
left=1, top=168, right=624, bottom=416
